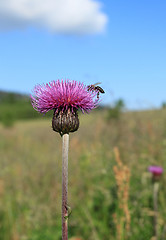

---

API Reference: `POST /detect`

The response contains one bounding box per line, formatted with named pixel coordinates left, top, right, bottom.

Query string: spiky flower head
left=148, top=165, right=163, bottom=181
left=31, top=79, right=99, bottom=135
left=148, top=166, right=163, bottom=176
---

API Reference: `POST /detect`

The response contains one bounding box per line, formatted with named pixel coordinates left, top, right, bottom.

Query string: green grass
left=0, top=99, right=52, bottom=127
left=0, top=109, right=166, bottom=239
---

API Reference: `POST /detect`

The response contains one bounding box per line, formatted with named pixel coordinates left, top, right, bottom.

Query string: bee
left=87, top=82, right=105, bottom=99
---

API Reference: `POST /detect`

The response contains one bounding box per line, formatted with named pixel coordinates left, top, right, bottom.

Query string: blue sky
left=0, top=0, right=166, bottom=109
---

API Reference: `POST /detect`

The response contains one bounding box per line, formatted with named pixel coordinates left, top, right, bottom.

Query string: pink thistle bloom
left=148, top=166, right=163, bottom=176
left=31, top=79, right=102, bottom=135
left=31, top=79, right=99, bottom=114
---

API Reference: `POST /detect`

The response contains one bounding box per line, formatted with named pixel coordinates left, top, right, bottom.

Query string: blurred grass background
left=1, top=91, right=166, bottom=240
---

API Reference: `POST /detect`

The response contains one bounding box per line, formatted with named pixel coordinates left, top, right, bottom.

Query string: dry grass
left=113, top=147, right=130, bottom=240
left=0, top=109, right=166, bottom=239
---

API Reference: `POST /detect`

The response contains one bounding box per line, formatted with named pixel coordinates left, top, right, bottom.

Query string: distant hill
left=0, top=90, right=48, bottom=127
left=0, top=90, right=29, bottom=103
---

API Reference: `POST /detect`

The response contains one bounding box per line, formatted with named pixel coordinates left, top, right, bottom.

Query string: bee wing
left=93, top=82, right=102, bottom=86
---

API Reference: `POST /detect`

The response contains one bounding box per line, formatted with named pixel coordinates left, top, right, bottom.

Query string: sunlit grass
left=1, top=109, right=166, bottom=239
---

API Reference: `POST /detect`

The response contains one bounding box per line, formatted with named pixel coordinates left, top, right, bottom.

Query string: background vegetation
left=0, top=91, right=52, bottom=127
left=0, top=91, right=166, bottom=240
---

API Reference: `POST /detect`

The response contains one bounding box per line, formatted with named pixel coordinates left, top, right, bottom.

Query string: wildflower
left=148, top=166, right=163, bottom=182
left=148, top=166, right=163, bottom=176
left=31, top=79, right=103, bottom=239
left=148, top=166, right=163, bottom=238
left=31, top=79, right=99, bottom=135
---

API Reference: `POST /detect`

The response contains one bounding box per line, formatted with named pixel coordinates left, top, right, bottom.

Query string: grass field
left=1, top=109, right=166, bottom=240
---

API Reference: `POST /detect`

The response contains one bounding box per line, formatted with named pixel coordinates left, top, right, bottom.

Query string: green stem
left=153, top=181, right=159, bottom=240
left=62, top=133, right=69, bottom=240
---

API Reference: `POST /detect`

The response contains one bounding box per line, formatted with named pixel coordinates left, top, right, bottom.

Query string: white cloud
left=0, top=0, right=108, bottom=34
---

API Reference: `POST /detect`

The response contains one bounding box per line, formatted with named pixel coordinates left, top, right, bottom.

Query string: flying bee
left=87, top=82, right=105, bottom=99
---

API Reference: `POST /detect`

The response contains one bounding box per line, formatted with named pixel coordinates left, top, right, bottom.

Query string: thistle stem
left=153, top=181, right=159, bottom=240
left=62, top=133, right=69, bottom=240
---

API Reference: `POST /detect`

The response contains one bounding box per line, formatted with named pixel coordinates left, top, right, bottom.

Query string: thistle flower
left=31, top=79, right=102, bottom=240
left=148, top=166, right=163, bottom=176
left=31, top=79, right=99, bottom=135
left=148, top=165, right=163, bottom=239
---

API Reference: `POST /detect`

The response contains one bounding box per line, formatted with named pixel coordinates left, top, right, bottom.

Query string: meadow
left=0, top=103, right=166, bottom=240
